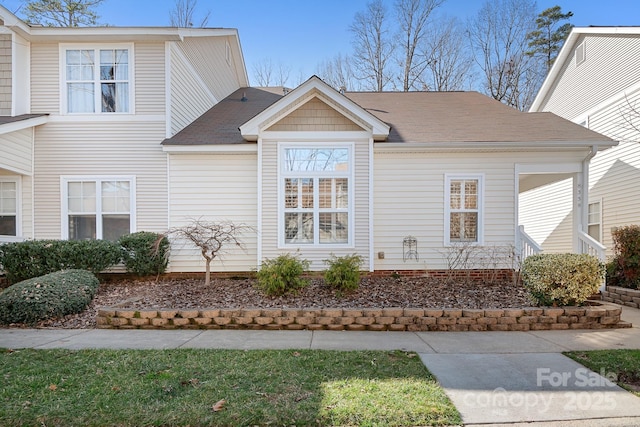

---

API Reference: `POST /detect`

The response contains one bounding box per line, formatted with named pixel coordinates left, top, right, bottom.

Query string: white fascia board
left=240, top=76, right=390, bottom=140
left=0, top=116, right=48, bottom=135
left=530, top=26, right=640, bottom=112
left=373, top=140, right=617, bottom=152
left=162, top=144, right=257, bottom=154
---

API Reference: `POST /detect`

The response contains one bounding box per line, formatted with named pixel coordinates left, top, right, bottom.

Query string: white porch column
left=572, top=173, right=585, bottom=253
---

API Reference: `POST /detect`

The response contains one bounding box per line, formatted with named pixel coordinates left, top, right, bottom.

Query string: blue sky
left=2, top=0, right=640, bottom=85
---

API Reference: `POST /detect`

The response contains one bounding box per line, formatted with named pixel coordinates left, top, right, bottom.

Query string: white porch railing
left=518, top=225, right=542, bottom=261
left=578, top=230, right=606, bottom=262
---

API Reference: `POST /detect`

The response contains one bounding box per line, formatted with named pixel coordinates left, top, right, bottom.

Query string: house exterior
left=524, top=27, right=640, bottom=258
left=162, top=77, right=615, bottom=273
left=0, top=7, right=248, bottom=246
left=0, top=7, right=615, bottom=275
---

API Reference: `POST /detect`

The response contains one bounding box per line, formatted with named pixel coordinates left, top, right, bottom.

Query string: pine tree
left=526, top=5, right=574, bottom=72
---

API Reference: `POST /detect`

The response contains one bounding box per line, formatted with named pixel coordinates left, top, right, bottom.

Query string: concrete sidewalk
left=1, top=306, right=639, bottom=426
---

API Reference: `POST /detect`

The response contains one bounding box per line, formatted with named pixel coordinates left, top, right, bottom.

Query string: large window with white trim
left=62, top=177, right=135, bottom=241
left=445, top=174, right=484, bottom=245
left=281, top=146, right=352, bottom=245
left=0, top=178, right=18, bottom=236
left=63, top=46, right=131, bottom=113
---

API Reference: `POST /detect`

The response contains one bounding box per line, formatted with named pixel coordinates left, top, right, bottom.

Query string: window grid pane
left=284, top=212, right=314, bottom=244
left=0, top=181, right=17, bottom=214
left=449, top=178, right=479, bottom=243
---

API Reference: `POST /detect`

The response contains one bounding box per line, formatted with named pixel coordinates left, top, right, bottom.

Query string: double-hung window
left=64, top=45, right=131, bottom=113
left=62, top=177, right=135, bottom=241
left=0, top=179, right=18, bottom=237
left=445, top=174, right=484, bottom=245
left=588, top=200, right=602, bottom=242
left=281, top=145, right=352, bottom=245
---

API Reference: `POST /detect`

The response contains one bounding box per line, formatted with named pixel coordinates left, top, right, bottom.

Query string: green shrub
left=606, top=225, right=640, bottom=289
left=0, top=269, right=100, bottom=325
left=521, top=253, right=604, bottom=306
left=255, top=253, right=310, bottom=296
left=0, top=239, right=122, bottom=284
left=323, top=253, right=363, bottom=292
left=119, top=232, right=169, bottom=276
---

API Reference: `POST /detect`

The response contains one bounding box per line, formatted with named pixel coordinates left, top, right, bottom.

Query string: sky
left=2, top=0, right=640, bottom=86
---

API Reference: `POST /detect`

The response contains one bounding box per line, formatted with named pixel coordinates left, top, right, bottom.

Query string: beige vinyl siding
left=538, top=34, right=640, bottom=119
left=175, top=37, right=240, bottom=102
left=374, top=151, right=519, bottom=270
left=267, top=98, right=365, bottom=132
left=0, top=128, right=32, bottom=174
left=169, top=43, right=216, bottom=135
left=0, top=34, right=11, bottom=115
left=30, top=43, right=58, bottom=114
left=260, top=137, right=371, bottom=270
left=135, top=43, right=165, bottom=115
left=167, top=153, right=258, bottom=272
left=519, top=178, right=574, bottom=253
left=33, top=121, right=167, bottom=238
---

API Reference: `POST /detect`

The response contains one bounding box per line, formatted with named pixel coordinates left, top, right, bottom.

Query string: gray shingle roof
left=162, top=88, right=613, bottom=146
left=0, top=114, right=47, bottom=126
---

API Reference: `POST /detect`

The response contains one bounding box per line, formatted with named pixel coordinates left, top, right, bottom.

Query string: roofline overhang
left=374, top=139, right=618, bottom=152
left=239, top=76, right=391, bottom=141
left=530, top=26, right=640, bottom=112
left=0, top=115, right=48, bottom=135
left=162, top=144, right=257, bottom=154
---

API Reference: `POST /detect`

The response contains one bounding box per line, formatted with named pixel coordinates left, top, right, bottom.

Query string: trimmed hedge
left=120, top=232, right=169, bottom=276
left=0, top=239, right=122, bottom=284
left=522, top=253, right=603, bottom=306
left=0, top=269, right=100, bottom=325
left=324, top=253, right=363, bottom=292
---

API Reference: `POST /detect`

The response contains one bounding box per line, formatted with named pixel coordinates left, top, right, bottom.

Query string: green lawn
left=565, top=349, right=640, bottom=397
left=0, top=348, right=460, bottom=427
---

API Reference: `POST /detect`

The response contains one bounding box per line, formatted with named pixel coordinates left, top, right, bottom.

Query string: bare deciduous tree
left=23, top=0, right=104, bottom=27
left=395, top=0, right=444, bottom=91
left=468, top=0, right=541, bottom=110
left=350, top=0, right=395, bottom=91
left=252, top=58, right=291, bottom=87
left=167, top=219, right=253, bottom=286
left=316, top=53, right=361, bottom=92
left=417, top=16, right=474, bottom=91
left=169, top=0, right=210, bottom=28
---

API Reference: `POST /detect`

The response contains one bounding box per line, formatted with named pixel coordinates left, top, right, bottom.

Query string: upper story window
left=445, top=174, right=484, bottom=245
left=280, top=145, right=352, bottom=246
left=63, top=45, right=132, bottom=114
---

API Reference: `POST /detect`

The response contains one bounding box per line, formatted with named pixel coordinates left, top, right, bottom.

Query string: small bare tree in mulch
left=167, top=219, right=253, bottom=286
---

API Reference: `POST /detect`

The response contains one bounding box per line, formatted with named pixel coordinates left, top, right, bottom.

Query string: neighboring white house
left=0, top=7, right=616, bottom=274
left=524, top=27, right=640, bottom=258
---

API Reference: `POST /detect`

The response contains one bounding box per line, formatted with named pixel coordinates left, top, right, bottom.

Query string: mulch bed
left=30, top=276, right=532, bottom=329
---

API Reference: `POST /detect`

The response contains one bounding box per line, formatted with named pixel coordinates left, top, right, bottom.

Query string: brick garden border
left=97, top=301, right=630, bottom=331
left=602, top=286, right=640, bottom=309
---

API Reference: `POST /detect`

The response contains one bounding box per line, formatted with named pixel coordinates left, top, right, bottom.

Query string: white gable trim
left=531, top=26, right=640, bottom=112
left=0, top=116, right=48, bottom=135
left=240, top=76, right=390, bottom=141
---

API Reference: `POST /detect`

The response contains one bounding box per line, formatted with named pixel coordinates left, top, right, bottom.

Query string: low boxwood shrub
left=324, top=253, right=363, bottom=292
left=606, top=225, right=640, bottom=289
left=0, top=269, right=100, bottom=325
left=521, top=253, right=604, bottom=306
left=0, top=239, right=122, bottom=284
left=255, top=253, right=310, bottom=296
left=119, top=232, right=169, bottom=276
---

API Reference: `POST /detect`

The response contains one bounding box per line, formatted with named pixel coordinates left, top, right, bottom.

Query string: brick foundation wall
left=97, top=301, right=629, bottom=331
left=602, top=286, right=640, bottom=309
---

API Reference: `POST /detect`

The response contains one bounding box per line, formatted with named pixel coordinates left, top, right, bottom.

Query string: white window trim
left=277, top=142, right=355, bottom=249
left=60, top=175, right=136, bottom=240
left=444, top=173, right=484, bottom=246
left=59, top=43, right=135, bottom=115
left=0, top=176, right=21, bottom=239
left=588, top=198, right=603, bottom=243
